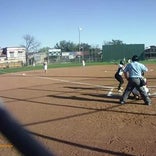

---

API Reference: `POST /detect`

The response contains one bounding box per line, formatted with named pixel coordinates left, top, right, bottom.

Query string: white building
left=2, top=47, right=26, bottom=64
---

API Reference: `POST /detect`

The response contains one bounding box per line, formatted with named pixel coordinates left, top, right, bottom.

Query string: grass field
left=0, top=59, right=156, bottom=75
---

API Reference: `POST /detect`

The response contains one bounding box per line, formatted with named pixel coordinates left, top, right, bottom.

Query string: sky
left=0, top=0, right=156, bottom=49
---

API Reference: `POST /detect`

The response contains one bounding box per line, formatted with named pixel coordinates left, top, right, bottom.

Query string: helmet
left=132, top=55, right=139, bottom=62
left=120, top=60, right=124, bottom=65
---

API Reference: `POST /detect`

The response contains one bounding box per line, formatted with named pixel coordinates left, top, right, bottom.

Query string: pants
left=120, top=78, right=151, bottom=104
left=115, top=74, right=124, bottom=90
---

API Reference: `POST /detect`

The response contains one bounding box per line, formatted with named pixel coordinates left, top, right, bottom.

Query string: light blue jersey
left=124, top=61, right=148, bottom=78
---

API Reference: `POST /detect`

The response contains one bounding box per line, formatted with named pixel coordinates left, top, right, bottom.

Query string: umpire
left=120, top=55, right=151, bottom=105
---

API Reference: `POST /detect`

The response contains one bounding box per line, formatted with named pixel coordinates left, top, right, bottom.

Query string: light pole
left=78, top=27, right=82, bottom=52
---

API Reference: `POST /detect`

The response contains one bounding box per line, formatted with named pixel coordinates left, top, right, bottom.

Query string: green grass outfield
left=0, top=59, right=156, bottom=75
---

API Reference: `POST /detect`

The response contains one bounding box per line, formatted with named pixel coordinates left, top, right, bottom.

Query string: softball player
left=114, top=60, right=125, bottom=92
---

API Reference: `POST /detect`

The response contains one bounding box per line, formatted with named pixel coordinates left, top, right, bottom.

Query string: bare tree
left=22, top=34, right=40, bottom=52
left=21, top=34, right=40, bottom=65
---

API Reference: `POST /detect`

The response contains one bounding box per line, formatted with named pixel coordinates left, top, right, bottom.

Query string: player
left=114, top=60, right=125, bottom=92
left=82, top=59, right=86, bottom=67
left=43, top=61, right=48, bottom=73
left=120, top=55, right=151, bottom=105
left=132, top=73, right=150, bottom=99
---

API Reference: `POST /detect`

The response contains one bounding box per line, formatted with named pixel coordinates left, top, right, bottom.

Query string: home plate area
left=107, top=86, right=156, bottom=98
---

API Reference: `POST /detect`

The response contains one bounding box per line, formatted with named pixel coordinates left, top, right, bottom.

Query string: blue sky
left=0, top=0, right=156, bottom=49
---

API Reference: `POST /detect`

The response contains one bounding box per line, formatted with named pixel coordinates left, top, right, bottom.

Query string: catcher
left=132, top=73, right=150, bottom=99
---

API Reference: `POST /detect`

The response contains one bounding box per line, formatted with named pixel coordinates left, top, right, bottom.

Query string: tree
left=21, top=34, right=40, bottom=65
left=38, top=47, right=50, bottom=53
left=54, top=40, right=77, bottom=52
left=104, top=39, right=125, bottom=45
left=22, top=34, right=40, bottom=52
left=80, top=43, right=91, bottom=51
left=54, top=40, right=93, bottom=52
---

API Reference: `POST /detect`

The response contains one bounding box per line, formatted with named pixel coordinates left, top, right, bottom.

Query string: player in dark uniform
left=115, top=60, right=125, bottom=92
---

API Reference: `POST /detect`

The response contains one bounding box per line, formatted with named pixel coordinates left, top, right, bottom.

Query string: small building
left=28, top=52, right=47, bottom=65
left=2, top=47, right=26, bottom=64
left=0, top=47, right=26, bottom=68
left=144, top=46, right=156, bottom=59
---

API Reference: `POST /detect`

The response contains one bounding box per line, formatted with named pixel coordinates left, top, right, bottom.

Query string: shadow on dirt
left=64, top=86, right=112, bottom=91
left=29, top=131, right=135, bottom=156
left=47, top=94, right=119, bottom=104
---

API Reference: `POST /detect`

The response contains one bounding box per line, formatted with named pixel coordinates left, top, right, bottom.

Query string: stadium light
left=78, top=27, right=82, bottom=52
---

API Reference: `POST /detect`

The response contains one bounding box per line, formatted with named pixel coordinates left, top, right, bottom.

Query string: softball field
left=0, top=64, right=156, bottom=156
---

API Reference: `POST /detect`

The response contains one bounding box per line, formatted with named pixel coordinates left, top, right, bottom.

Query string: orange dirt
left=0, top=64, right=156, bottom=156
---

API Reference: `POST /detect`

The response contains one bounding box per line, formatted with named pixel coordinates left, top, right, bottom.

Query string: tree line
left=21, top=34, right=124, bottom=54
left=21, top=34, right=124, bottom=64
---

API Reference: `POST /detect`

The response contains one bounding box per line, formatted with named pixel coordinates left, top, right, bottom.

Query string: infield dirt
left=0, top=64, right=156, bottom=156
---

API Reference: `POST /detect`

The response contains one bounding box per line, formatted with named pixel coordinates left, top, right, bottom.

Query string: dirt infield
left=0, top=64, right=156, bottom=156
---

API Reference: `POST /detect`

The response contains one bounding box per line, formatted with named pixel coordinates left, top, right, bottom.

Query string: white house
left=2, top=47, right=26, bottom=64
